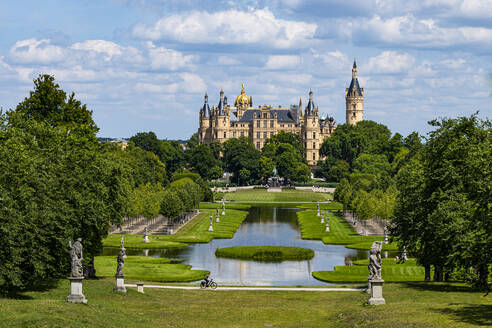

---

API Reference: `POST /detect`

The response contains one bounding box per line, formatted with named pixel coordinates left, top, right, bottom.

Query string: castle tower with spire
left=345, top=59, right=364, bottom=125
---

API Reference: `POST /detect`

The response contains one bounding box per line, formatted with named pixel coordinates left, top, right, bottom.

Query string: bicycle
left=200, top=279, right=217, bottom=289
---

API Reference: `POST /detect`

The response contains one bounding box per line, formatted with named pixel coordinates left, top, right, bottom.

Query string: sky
left=0, top=0, right=491, bottom=139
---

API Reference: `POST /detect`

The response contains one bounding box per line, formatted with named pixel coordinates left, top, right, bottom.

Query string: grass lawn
left=0, top=278, right=489, bottom=327
left=296, top=207, right=398, bottom=251
left=313, top=258, right=430, bottom=283
left=217, top=189, right=332, bottom=202
left=215, top=246, right=314, bottom=261
left=94, top=256, right=207, bottom=282
left=103, top=206, right=250, bottom=248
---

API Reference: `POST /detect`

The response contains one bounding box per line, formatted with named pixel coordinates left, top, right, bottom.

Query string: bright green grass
left=217, top=189, right=332, bottom=202
left=94, top=256, right=208, bottom=282
left=313, top=259, right=429, bottom=283
left=297, top=208, right=398, bottom=250
left=215, top=246, right=314, bottom=261
left=103, top=207, right=250, bottom=248
left=1, top=279, right=489, bottom=327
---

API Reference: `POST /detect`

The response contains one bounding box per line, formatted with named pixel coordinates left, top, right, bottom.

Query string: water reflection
left=103, top=206, right=381, bottom=286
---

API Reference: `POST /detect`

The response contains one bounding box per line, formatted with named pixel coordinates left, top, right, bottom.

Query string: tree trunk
left=424, top=265, right=431, bottom=281
left=433, top=265, right=443, bottom=282
left=478, top=264, right=489, bottom=290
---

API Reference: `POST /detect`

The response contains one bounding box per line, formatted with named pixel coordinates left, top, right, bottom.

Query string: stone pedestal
left=320, top=217, right=324, bottom=223
left=137, top=282, right=144, bottom=293
left=222, top=210, right=225, bottom=216
left=366, top=278, right=371, bottom=294
left=66, top=277, right=87, bottom=304
left=216, top=214, right=220, bottom=223
left=143, top=235, right=150, bottom=243
left=325, top=224, right=330, bottom=232
left=367, top=279, right=385, bottom=305
left=317, top=209, right=320, bottom=217
left=114, top=276, right=127, bottom=293
left=208, top=223, right=214, bottom=231
left=384, top=235, right=388, bottom=244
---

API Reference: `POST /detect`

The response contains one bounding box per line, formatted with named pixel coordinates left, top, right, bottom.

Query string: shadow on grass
left=436, top=304, right=492, bottom=326
left=400, top=282, right=474, bottom=293
left=0, top=279, right=60, bottom=300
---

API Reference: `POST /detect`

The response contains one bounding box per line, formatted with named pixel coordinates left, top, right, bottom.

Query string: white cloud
left=71, top=40, right=123, bottom=61
left=265, top=55, right=300, bottom=69
left=345, top=14, right=492, bottom=50
left=311, top=50, right=350, bottom=71
left=147, top=42, right=196, bottom=70
left=132, top=8, right=317, bottom=49
left=366, top=51, right=415, bottom=74
left=9, top=39, right=65, bottom=64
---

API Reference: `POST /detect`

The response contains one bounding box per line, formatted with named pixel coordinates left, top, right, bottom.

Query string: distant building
left=198, top=61, right=364, bottom=166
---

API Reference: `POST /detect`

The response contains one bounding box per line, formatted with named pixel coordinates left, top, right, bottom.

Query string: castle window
left=270, top=121, right=274, bottom=128
left=263, top=121, right=267, bottom=128
left=352, top=104, right=356, bottom=110
left=223, top=132, right=227, bottom=138
left=270, top=132, right=273, bottom=138
left=280, top=124, right=284, bottom=127
left=233, top=132, right=236, bottom=137
left=257, top=121, right=260, bottom=128
left=313, top=132, right=316, bottom=139
left=313, top=142, right=316, bottom=149
left=263, top=113, right=267, bottom=119
left=353, top=111, right=356, bottom=118
left=313, top=153, right=316, bottom=161
left=256, top=142, right=260, bottom=149
left=256, top=132, right=260, bottom=139
left=240, top=131, right=244, bottom=137
left=288, top=124, right=292, bottom=128
left=263, top=132, right=267, bottom=139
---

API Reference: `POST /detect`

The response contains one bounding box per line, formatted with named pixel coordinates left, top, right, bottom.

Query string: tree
left=353, top=153, right=391, bottom=177
left=129, top=183, right=165, bottom=220
left=327, top=160, right=350, bottom=182
left=392, top=114, right=491, bottom=288
left=223, top=137, right=261, bottom=185
left=15, top=74, right=98, bottom=137
left=188, top=144, right=219, bottom=179
left=160, top=190, right=184, bottom=218
left=258, top=156, right=275, bottom=182
left=295, top=163, right=311, bottom=182
left=264, top=131, right=305, bottom=158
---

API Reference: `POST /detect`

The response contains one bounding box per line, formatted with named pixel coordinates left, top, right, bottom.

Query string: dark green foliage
left=160, top=190, right=184, bottom=218
left=188, top=144, right=221, bottom=179
left=0, top=76, right=129, bottom=291
left=223, top=137, right=261, bottom=185
left=392, top=114, right=491, bottom=288
left=130, top=131, right=185, bottom=176
left=263, top=131, right=306, bottom=158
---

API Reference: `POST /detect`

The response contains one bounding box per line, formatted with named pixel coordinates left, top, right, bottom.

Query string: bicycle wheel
left=200, top=281, right=206, bottom=289
left=210, top=281, right=217, bottom=289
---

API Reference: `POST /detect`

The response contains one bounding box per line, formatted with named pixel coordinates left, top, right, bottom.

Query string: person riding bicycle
left=204, top=273, right=211, bottom=286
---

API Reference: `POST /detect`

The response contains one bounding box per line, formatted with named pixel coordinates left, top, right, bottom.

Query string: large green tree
left=392, top=114, right=491, bottom=288
left=0, top=76, right=129, bottom=291
left=223, top=137, right=261, bottom=185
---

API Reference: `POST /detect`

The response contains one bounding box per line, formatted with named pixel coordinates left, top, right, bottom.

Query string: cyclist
left=203, top=273, right=211, bottom=286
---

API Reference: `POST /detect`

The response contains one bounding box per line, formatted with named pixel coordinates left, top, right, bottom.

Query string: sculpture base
left=143, top=235, right=149, bottom=243
left=216, top=217, right=220, bottom=223
left=66, top=277, right=87, bottom=304
left=367, top=279, right=385, bottom=305
left=325, top=226, right=330, bottom=232
left=114, top=277, right=126, bottom=293
left=222, top=211, right=225, bottom=216
left=136, top=282, right=144, bottom=293
left=208, top=224, right=214, bottom=232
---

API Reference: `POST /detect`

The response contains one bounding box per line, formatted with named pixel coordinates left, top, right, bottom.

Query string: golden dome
left=235, top=83, right=250, bottom=107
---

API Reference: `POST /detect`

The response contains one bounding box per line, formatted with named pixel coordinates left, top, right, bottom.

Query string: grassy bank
left=103, top=206, right=250, bottom=248
left=313, top=258, right=429, bottom=283
left=215, top=246, right=314, bottom=261
left=216, top=189, right=332, bottom=202
left=0, top=278, right=489, bottom=327
left=94, top=256, right=207, bottom=282
left=296, top=205, right=398, bottom=251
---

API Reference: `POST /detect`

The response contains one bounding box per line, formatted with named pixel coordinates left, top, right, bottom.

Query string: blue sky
left=1, top=0, right=491, bottom=139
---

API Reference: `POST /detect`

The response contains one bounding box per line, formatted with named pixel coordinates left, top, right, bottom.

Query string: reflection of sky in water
left=104, top=206, right=386, bottom=286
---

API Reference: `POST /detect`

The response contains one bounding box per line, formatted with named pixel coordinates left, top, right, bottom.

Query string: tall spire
left=202, top=92, right=210, bottom=118
left=309, top=88, right=313, bottom=101
left=204, top=92, right=208, bottom=103
left=352, top=58, right=358, bottom=79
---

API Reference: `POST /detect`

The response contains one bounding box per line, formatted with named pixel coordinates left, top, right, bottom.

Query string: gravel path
left=125, top=284, right=365, bottom=292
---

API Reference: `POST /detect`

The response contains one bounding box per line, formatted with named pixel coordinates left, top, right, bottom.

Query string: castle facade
left=198, top=60, right=364, bottom=166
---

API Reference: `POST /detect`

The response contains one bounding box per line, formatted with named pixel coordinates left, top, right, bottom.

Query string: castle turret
left=345, top=59, right=364, bottom=125
left=303, top=89, right=319, bottom=165
left=199, top=92, right=211, bottom=144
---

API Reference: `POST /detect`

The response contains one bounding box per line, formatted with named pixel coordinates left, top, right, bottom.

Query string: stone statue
left=273, top=167, right=277, bottom=177
left=368, top=241, right=383, bottom=280
left=383, top=225, right=389, bottom=244
left=144, top=226, right=148, bottom=236
left=116, top=237, right=126, bottom=277
left=69, top=238, right=83, bottom=278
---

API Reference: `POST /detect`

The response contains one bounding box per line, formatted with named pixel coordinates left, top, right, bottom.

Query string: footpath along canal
left=103, top=206, right=373, bottom=286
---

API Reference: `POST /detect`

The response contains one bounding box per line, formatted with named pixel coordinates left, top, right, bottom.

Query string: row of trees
left=391, top=114, right=491, bottom=288
left=0, top=75, right=210, bottom=293
left=331, top=121, right=422, bottom=221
